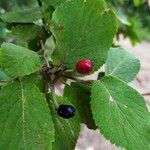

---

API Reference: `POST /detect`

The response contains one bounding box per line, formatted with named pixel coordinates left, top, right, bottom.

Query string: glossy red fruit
left=76, top=59, right=93, bottom=74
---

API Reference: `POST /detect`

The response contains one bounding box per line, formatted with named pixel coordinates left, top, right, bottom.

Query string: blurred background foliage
left=107, top=0, right=150, bottom=45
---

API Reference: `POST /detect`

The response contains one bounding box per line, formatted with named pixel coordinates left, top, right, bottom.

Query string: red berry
left=76, top=59, right=93, bottom=74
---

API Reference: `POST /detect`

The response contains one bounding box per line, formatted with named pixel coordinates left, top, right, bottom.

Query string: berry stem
left=50, top=84, right=59, bottom=109
left=62, top=74, right=93, bottom=83
left=142, top=92, right=150, bottom=96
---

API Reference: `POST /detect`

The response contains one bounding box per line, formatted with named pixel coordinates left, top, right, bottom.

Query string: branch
left=142, top=92, right=150, bottom=96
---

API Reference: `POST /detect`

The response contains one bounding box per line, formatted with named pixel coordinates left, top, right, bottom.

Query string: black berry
left=57, top=104, right=76, bottom=119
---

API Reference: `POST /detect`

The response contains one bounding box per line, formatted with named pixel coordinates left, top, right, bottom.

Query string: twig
left=40, top=40, right=45, bottom=50
left=0, top=80, right=9, bottom=83
left=136, top=77, right=142, bottom=84
left=44, top=56, right=59, bottom=109
left=50, top=84, right=59, bottom=109
left=44, top=75, right=49, bottom=96
left=44, top=56, right=51, bottom=68
left=142, top=92, right=150, bottom=96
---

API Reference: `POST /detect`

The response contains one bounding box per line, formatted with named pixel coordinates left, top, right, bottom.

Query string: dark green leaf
left=0, top=7, right=42, bottom=23
left=64, top=82, right=96, bottom=129
left=9, top=24, right=44, bottom=48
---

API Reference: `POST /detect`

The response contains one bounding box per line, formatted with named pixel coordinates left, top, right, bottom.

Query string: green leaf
left=43, top=0, right=66, bottom=7
left=8, top=24, right=44, bottom=48
left=0, top=79, right=55, bottom=149
left=23, top=74, right=44, bottom=92
left=105, top=48, right=140, bottom=83
left=0, top=0, right=40, bottom=11
left=91, top=76, right=150, bottom=150
left=51, top=0, right=66, bottom=7
left=64, top=82, right=96, bottom=129
left=51, top=0, right=117, bottom=71
left=0, top=7, right=42, bottom=23
left=0, top=43, right=44, bottom=78
left=50, top=96, right=80, bottom=150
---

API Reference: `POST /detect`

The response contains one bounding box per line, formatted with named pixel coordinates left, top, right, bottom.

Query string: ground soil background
left=75, top=38, right=150, bottom=150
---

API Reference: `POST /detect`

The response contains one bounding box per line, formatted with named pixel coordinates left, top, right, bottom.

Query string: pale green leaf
left=0, top=79, right=55, bottom=149
left=116, top=8, right=131, bottom=26
left=91, top=76, right=150, bottom=150
left=0, top=69, right=11, bottom=81
left=0, top=7, right=42, bottom=23
left=44, top=36, right=56, bottom=61
left=50, top=96, right=80, bottom=150
left=64, top=82, right=96, bottom=129
left=51, top=0, right=117, bottom=71
left=0, top=43, right=44, bottom=78
left=105, top=48, right=140, bottom=82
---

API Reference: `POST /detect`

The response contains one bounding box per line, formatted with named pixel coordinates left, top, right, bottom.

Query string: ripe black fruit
left=57, top=104, right=76, bottom=119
